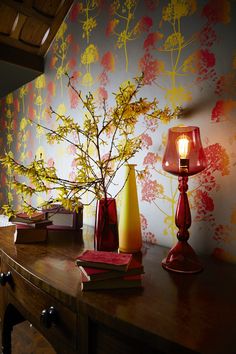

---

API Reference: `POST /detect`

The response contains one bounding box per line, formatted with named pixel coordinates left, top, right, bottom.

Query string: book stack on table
left=76, top=250, right=144, bottom=291
left=11, top=212, right=52, bottom=243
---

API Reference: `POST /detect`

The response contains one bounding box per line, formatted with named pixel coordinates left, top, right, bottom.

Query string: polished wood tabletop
left=0, top=227, right=236, bottom=354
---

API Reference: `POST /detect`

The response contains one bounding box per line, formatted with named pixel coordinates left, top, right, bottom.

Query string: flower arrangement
left=0, top=74, right=179, bottom=217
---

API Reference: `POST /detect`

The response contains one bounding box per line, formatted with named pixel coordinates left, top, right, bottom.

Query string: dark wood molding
left=0, top=42, right=44, bottom=73
left=39, top=0, right=74, bottom=56
left=0, top=0, right=73, bottom=97
left=0, top=0, right=53, bottom=25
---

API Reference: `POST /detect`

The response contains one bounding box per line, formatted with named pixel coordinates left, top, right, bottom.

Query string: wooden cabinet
left=1, top=228, right=236, bottom=354
left=1, top=253, right=77, bottom=353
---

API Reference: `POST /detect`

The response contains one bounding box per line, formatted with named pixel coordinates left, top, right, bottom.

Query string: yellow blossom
left=82, top=72, right=94, bottom=86
left=35, top=95, right=43, bottom=106
left=55, top=22, right=67, bottom=40
left=6, top=93, right=13, bottom=105
left=20, top=117, right=28, bottom=131
left=35, top=75, right=46, bottom=89
left=165, top=85, right=192, bottom=107
left=81, top=44, right=99, bottom=65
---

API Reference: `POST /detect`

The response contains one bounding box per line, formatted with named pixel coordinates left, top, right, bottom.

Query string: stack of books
left=11, top=212, right=52, bottom=243
left=76, top=250, right=144, bottom=291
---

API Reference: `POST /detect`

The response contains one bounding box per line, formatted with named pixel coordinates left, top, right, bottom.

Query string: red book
left=79, top=257, right=144, bottom=281
left=80, top=273, right=142, bottom=291
left=76, top=250, right=133, bottom=271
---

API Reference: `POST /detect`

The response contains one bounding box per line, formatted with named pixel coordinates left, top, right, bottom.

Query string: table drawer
left=2, top=261, right=77, bottom=354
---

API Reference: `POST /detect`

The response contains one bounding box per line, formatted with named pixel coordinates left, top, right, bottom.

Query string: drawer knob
left=40, top=306, right=58, bottom=328
left=0, top=271, right=12, bottom=286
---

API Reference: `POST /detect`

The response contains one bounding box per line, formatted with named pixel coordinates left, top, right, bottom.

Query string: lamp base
left=162, top=241, right=203, bottom=274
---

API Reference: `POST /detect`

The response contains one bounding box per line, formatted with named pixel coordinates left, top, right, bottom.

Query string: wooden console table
left=0, top=228, right=236, bottom=354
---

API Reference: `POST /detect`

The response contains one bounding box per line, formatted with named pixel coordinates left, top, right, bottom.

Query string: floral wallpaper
left=0, top=0, right=236, bottom=262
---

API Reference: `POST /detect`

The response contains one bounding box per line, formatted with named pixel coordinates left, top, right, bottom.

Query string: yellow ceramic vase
left=118, top=164, right=142, bottom=253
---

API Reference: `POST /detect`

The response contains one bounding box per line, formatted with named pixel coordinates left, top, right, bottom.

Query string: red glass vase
left=94, top=198, right=119, bottom=251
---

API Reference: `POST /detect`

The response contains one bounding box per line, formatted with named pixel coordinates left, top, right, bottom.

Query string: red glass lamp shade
left=162, top=126, right=206, bottom=176
left=162, top=126, right=207, bottom=274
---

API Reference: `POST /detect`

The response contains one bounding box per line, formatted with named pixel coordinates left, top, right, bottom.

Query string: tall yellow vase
left=118, top=164, right=142, bottom=253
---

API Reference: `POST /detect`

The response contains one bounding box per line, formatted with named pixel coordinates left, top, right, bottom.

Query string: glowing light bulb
left=177, top=135, right=190, bottom=173
left=177, top=135, right=189, bottom=158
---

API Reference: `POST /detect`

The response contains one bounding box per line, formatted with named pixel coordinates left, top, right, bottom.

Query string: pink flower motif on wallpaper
left=139, top=52, right=164, bottom=85
left=140, top=213, right=148, bottom=230
left=99, top=71, right=109, bottom=87
left=49, top=56, right=58, bottom=69
left=211, top=100, right=236, bottom=122
left=193, top=190, right=214, bottom=218
left=137, top=17, right=153, bottom=33
left=47, top=158, right=55, bottom=168
left=101, top=51, right=115, bottom=72
left=69, top=87, right=80, bottom=109
left=143, top=231, right=157, bottom=244
left=204, top=143, right=230, bottom=176
left=141, top=178, right=164, bottom=202
left=143, top=32, right=163, bottom=51
left=143, top=152, right=160, bottom=166
left=202, top=0, right=231, bottom=25
left=214, top=72, right=236, bottom=97
left=28, top=106, right=35, bottom=120
left=144, top=0, right=160, bottom=11
left=199, top=25, right=217, bottom=48
left=140, top=214, right=157, bottom=244
left=68, top=58, right=77, bottom=70
left=97, top=87, right=108, bottom=103
left=46, top=81, right=56, bottom=109
left=69, top=2, right=83, bottom=22
left=106, top=19, right=118, bottom=37
left=140, top=133, right=152, bottom=149
left=213, top=224, right=231, bottom=243
left=197, top=49, right=217, bottom=83
left=47, top=81, right=55, bottom=97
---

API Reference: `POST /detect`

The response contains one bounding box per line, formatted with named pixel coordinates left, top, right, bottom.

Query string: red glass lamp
left=162, top=126, right=207, bottom=273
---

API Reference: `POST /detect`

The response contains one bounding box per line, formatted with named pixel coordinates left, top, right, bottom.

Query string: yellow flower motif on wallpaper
left=57, top=103, right=66, bottom=116
left=156, top=0, right=199, bottom=108
left=35, top=95, right=43, bottom=106
left=182, top=52, right=198, bottom=73
left=19, top=85, right=28, bottom=99
left=81, top=44, right=99, bottom=87
left=165, top=85, right=192, bottom=107
left=35, top=75, right=46, bottom=89
left=82, top=17, right=97, bottom=41
left=162, top=0, right=196, bottom=22
left=56, top=66, right=66, bottom=80
left=82, top=72, right=94, bottom=86
left=6, top=93, right=13, bottom=105
left=107, top=0, right=150, bottom=72
left=19, top=151, right=27, bottom=163
left=78, top=0, right=100, bottom=43
left=36, top=125, right=45, bottom=138
left=7, top=134, right=13, bottom=146
left=163, top=32, right=184, bottom=51
left=20, top=117, right=28, bottom=131
left=6, top=109, right=12, bottom=120
left=81, top=44, right=99, bottom=65
left=55, top=22, right=67, bottom=40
